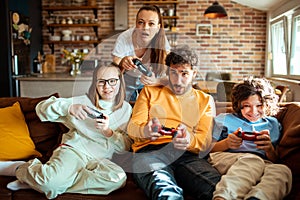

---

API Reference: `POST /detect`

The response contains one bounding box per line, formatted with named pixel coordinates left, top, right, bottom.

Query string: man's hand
left=144, top=118, right=162, bottom=141
left=173, top=124, right=190, bottom=150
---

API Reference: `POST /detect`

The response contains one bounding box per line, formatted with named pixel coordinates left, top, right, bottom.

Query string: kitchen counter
left=15, top=72, right=93, bottom=81
left=15, top=73, right=93, bottom=98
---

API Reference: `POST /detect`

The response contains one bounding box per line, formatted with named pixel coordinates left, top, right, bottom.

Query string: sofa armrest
left=0, top=93, right=68, bottom=160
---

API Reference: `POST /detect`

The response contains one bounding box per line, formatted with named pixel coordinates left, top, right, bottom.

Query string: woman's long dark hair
left=87, top=63, right=126, bottom=111
left=136, top=5, right=168, bottom=77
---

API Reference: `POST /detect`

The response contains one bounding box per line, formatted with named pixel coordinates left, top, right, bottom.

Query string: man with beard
left=127, top=45, right=221, bottom=200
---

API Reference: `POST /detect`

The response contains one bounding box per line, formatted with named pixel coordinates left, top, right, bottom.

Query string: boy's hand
left=226, top=128, right=243, bottom=149
left=254, top=130, right=274, bottom=152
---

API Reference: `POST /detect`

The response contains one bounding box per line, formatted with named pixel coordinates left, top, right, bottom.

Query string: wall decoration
left=196, top=24, right=213, bottom=36
left=11, top=12, right=32, bottom=45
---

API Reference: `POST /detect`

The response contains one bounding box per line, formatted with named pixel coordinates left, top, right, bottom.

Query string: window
left=290, top=11, right=300, bottom=76
left=271, top=17, right=288, bottom=75
left=270, top=9, right=300, bottom=80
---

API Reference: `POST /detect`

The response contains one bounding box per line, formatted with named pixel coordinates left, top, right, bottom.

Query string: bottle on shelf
left=33, top=51, right=42, bottom=74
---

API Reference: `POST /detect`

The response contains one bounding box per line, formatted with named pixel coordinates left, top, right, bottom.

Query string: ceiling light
left=204, top=1, right=227, bottom=19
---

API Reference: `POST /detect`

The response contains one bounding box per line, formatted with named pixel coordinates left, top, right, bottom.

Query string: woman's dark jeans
left=132, top=143, right=221, bottom=200
left=123, top=73, right=144, bottom=102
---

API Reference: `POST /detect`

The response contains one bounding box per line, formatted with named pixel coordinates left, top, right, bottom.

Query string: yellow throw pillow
left=0, top=102, right=42, bottom=160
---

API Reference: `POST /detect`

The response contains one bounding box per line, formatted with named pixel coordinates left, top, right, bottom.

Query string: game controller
left=235, top=131, right=263, bottom=141
left=151, top=118, right=177, bottom=137
left=86, top=106, right=105, bottom=119
left=132, top=58, right=152, bottom=77
left=158, top=126, right=177, bottom=137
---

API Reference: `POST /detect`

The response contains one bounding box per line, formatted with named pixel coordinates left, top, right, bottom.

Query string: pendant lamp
left=204, top=1, right=227, bottom=19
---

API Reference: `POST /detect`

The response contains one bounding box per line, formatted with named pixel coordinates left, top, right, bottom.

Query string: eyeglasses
left=97, top=78, right=119, bottom=86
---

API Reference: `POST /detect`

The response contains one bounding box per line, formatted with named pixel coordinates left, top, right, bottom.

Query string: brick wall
left=42, top=0, right=266, bottom=81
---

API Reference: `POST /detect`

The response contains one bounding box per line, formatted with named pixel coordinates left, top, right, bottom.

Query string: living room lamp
left=204, top=1, right=227, bottom=19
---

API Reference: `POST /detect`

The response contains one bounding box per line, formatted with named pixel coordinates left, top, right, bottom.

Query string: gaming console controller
left=161, top=126, right=178, bottom=137
left=235, top=131, right=264, bottom=141
left=86, top=106, right=105, bottom=119
left=132, top=58, right=152, bottom=77
left=151, top=118, right=177, bottom=137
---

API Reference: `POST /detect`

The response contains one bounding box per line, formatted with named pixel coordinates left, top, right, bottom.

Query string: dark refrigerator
left=0, top=0, right=42, bottom=97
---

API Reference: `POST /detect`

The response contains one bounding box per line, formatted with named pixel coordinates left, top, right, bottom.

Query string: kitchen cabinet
left=16, top=73, right=92, bottom=98
left=42, top=5, right=100, bottom=53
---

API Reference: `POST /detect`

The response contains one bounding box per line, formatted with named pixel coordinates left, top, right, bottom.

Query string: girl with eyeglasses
left=0, top=63, right=132, bottom=199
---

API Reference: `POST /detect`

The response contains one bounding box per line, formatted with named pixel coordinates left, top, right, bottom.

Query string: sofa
left=0, top=94, right=299, bottom=200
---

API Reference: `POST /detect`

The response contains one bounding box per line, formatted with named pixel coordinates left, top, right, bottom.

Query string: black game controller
left=132, top=58, right=152, bottom=77
left=86, top=106, right=105, bottom=119
left=235, top=131, right=263, bottom=141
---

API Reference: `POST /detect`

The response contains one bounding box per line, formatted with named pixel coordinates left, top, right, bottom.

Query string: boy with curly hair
left=210, top=77, right=292, bottom=200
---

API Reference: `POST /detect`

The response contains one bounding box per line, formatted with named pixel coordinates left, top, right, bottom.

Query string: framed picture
left=196, top=24, right=213, bottom=36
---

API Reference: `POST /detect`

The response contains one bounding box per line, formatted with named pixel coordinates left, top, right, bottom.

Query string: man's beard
left=169, top=83, right=192, bottom=95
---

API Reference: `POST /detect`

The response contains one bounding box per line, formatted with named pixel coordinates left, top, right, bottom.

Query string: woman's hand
left=119, top=56, right=139, bottom=71
left=226, top=129, right=243, bottom=149
left=173, top=124, right=191, bottom=150
left=95, top=114, right=113, bottom=137
left=140, top=72, right=159, bottom=86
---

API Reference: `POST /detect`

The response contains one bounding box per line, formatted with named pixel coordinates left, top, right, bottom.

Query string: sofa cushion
left=276, top=103, right=300, bottom=168
left=0, top=102, right=42, bottom=160
left=276, top=103, right=300, bottom=200
left=0, top=93, right=68, bottom=161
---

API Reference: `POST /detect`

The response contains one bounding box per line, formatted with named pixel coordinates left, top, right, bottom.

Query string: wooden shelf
left=42, top=5, right=100, bottom=53
left=44, top=40, right=100, bottom=44
left=43, top=6, right=99, bottom=23
left=42, top=6, right=98, bottom=11
left=162, top=16, right=179, bottom=20
left=165, top=31, right=179, bottom=35
left=142, top=1, right=179, bottom=4
left=46, top=23, right=100, bottom=27
left=44, top=40, right=101, bottom=54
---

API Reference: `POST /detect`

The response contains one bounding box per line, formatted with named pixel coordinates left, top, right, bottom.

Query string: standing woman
left=0, top=63, right=132, bottom=199
left=112, top=5, right=171, bottom=102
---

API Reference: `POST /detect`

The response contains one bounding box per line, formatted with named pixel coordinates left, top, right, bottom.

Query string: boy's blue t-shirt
left=212, top=113, right=281, bottom=158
